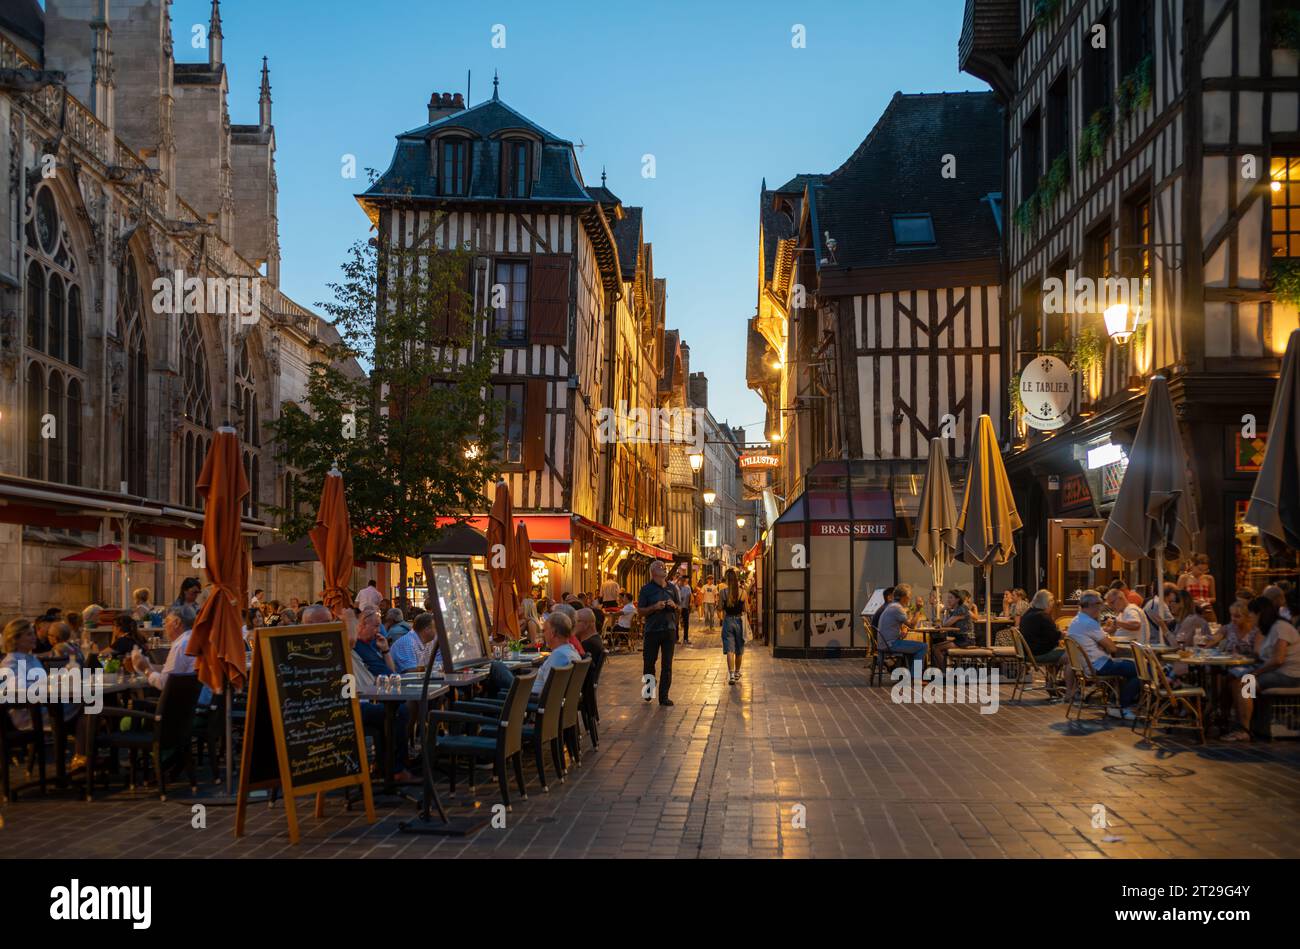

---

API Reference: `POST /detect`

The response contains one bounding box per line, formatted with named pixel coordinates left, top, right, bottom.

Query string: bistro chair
left=1135, top=643, right=1205, bottom=743
left=1127, top=640, right=1157, bottom=733
left=0, top=702, right=49, bottom=802
left=469, top=664, right=575, bottom=790
left=560, top=658, right=592, bottom=770
left=91, top=673, right=203, bottom=800
left=1008, top=628, right=1058, bottom=703
left=864, top=622, right=906, bottom=686
left=426, top=671, right=535, bottom=810
left=1061, top=637, right=1122, bottom=722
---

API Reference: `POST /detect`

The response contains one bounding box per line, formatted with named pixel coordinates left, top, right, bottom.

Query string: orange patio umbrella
left=187, top=426, right=250, bottom=694
left=487, top=480, right=520, bottom=640
left=513, top=520, right=533, bottom=604
left=309, top=468, right=355, bottom=617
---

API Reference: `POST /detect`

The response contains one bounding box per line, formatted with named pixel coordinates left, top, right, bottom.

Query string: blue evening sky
left=158, top=0, right=985, bottom=439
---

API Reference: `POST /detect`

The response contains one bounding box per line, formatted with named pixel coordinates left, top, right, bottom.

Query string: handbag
left=740, top=614, right=752, bottom=643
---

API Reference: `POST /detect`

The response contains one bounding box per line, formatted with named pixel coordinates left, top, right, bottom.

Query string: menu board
left=235, top=622, right=374, bottom=844
left=429, top=561, right=487, bottom=671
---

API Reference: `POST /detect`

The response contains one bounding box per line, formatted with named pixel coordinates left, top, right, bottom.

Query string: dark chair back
left=560, top=658, right=591, bottom=732
left=155, top=674, right=205, bottom=752
left=534, top=665, right=572, bottom=744
left=496, top=671, right=536, bottom=757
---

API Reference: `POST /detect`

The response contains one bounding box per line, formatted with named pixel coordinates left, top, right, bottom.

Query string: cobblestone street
left=5, top=627, right=1300, bottom=859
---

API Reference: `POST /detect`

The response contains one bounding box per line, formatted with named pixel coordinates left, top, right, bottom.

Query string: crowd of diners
left=868, top=565, right=1300, bottom=738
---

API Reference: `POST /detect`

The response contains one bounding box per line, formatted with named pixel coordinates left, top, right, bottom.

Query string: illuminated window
left=1270, top=155, right=1300, bottom=258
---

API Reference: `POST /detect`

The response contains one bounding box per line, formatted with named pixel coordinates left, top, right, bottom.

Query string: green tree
left=269, top=212, right=501, bottom=603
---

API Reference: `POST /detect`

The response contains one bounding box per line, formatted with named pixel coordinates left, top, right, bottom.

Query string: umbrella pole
left=225, top=684, right=233, bottom=797
left=985, top=566, right=992, bottom=648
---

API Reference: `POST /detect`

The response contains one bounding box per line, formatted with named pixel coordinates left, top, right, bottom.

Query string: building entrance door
left=1047, top=518, right=1117, bottom=610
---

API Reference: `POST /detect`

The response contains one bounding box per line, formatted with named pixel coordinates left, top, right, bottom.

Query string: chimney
left=688, top=371, right=709, bottom=410
left=428, top=91, right=466, bottom=123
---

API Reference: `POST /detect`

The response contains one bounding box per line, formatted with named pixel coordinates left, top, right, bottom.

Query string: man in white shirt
left=1068, top=591, right=1139, bottom=714
left=1144, top=583, right=1177, bottom=645
left=355, top=580, right=384, bottom=612
left=1105, top=588, right=1151, bottom=644
left=701, top=577, right=718, bottom=629
left=131, top=610, right=196, bottom=691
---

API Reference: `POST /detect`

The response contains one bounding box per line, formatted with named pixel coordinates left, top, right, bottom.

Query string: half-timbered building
left=961, top=0, right=1300, bottom=607
left=748, top=91, right=1006, bottom=655
left=359, top=85, right=673, bottom=597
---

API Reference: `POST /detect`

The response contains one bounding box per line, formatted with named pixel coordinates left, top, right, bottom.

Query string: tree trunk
left=398, top=554, right=409, bottom=610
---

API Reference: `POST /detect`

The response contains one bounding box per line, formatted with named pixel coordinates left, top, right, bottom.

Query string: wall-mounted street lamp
left=1103, top=302, right=1136, bottom=344
left=736, top=516, right=746, bottom=528
left=688, top=451, right=705, bottom=472
left=702, top=489, right=717, bottom=505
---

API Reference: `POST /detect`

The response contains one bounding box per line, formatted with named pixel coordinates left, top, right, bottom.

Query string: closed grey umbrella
left=914, top=437, right=959, bottom=620
left=1245, top=329, right=1300, bottom=556
left=1101, top=374, right=1198, bottom=628
left=957, top=415, right=1023, bottom=645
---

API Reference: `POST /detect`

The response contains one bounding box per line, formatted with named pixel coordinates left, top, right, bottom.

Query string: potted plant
left=1039, top=152, right=1072, bottom=207
left=1116, top=55, right=1154, bottom=119
left=1268, top=258, right=1300, bottom=307
left=506, top=637, right=526, bottom=660
left=1077, top=108, right=1113, bottom=168
left=1013, top=192, right=1040, bottom=234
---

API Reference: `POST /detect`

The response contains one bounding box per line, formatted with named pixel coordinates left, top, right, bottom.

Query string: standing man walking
left=638, top=560, right=680, bottom=707
left=674, top=564, right=694, bottom=646
left=701, top=575, right=718, bottom=630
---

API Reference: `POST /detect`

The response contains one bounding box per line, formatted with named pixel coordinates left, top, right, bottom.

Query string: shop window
left=1270, top=154, right=1300, bottom=259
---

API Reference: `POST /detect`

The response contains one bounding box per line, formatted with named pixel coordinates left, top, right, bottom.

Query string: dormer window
left=892, top=213, right=936, bottom=246
left=439, top=137, right=469, bottom=196
left=502, top=138, right=532, bottom=198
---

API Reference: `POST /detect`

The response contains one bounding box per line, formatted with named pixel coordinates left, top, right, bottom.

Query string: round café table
left=1166, top=651, right=1253, bottom=735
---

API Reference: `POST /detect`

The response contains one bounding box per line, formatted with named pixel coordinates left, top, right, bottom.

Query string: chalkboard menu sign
left=235, top=622, right=375, bottom=844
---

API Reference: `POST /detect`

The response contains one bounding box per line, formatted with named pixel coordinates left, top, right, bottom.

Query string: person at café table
left=1104, top=587, right=1151, bottom=644
left=1222, top=596, right=1300, bottom=742
left=1171, top=588, right=1212, bottom=647
left=876, top=584, right=927, bottom=671
left=1069, top=591, right=1140, bottom=718
left=2, top=618, right=95, bottom=768
left=108, top=614, right=148, bottom=658
left=336, top=607, right=414, bottom=781
left=1144, top=583, right=1180, bottom=645
left=353, top=608, right=396, bottom=677
left=389, top=611, right=443, bottom=673
left=1215, top=599, right=1257, bottom=653
left=130, top=609, right=197, bottom=690
left=1020, top=590, right=1065, bottom=665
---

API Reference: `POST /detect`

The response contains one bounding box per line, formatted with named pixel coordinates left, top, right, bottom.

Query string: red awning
left=572, top=514, right=673, bottom=560
left=61, top=543, right=161, bottom=564
left=743, top=540, right=763, bottom=566
left=435, top=514, right=573, bottom=553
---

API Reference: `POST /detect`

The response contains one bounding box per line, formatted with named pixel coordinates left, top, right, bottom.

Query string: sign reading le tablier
left=1020, top=356, right=1072, bottom=431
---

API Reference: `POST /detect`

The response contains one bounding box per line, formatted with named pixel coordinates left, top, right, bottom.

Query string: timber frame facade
left=961, top=0, right=1300, bottom=605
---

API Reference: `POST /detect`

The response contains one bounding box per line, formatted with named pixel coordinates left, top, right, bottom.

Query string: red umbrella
left=308, top=469, right=355, bottom=617
left=487, top=481, right=520, bottom=640
left=61, top=543, right=160, bottom=564
left=187, top=427, right=250, bottom=694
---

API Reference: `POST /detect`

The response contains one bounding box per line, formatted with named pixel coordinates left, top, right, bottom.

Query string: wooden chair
left=1061, top=637, right=1122, bottom=721
left=426, top=671, right=535, bottom=810
left=1135, top=643, right=1205, bottom=743
left=1127, top=640, right=1157, bottom=732
left=92, top=673, right=203, bottom=800
left=1008, top=628, right=1058, bottom=703
left=0, top=702, right=49, bottom=802
left=864, top=621, right=912, bottom=686
left=560, top=658, right=592, bottom=771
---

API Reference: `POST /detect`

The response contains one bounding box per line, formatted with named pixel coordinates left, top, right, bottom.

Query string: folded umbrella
left=487, top=481, right=520, bottom=640
left=1245, top=329, right=1300, bottom=556
left=914, top=437, right=959, bottom=619
left=309, top=469, right=355, bottom=617
left=957, top=415, right=1023, bottom=645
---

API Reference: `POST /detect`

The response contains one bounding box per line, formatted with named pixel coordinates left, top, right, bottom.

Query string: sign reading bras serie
left=811, top=521, right=895, bottom=539
left=1020, top=356, right=1073, bottom=431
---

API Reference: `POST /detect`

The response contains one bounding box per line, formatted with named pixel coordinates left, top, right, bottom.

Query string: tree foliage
left=268, top=211, right=501, bottom=574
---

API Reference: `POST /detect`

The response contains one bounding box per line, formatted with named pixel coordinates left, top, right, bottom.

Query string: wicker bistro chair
left=0, top=702, right=50, bottom=802
left=1008, top=628, right=1060, bottom=703
left=426, top=671, right=536, bottom=810
left=1061, top=636, right=1123, bottom=721
left=1134, top=643, right=1205, bottom=743
left=864, top=621, right=915, bottom=686
left=559, top=658, right=592, bottom=771
left=1127, top=640, right=1158, bottom=733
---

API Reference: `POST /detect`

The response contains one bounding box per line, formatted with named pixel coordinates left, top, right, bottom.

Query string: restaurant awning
left=250, top=535, right=394, bottom=566
left=572, top=513, right=673, bottom=560
left=435, top=513, right=573, bottom=553
left=0, top=473, right=268, bottom=541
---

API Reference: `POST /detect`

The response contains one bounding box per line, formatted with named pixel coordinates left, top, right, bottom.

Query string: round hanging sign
left=1020, top=355, right=1072, bottom=431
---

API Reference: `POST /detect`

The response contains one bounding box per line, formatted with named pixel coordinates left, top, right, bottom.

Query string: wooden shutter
left=523, top=379, right=547, bottom=471
left=529, top=255, right=570, bottom=345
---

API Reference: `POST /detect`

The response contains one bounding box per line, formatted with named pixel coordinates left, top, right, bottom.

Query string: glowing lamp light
left=1104, top=302, right=1134, bottom=343
left=702, top=489, right=717, bottom=505
left=1272, top=180, right=1283, bottom=193
left=769, top=430, right=783, bottom=443
left=736, top=516, right=746, bottom=529
left=688, top=451, right=705, bottom=472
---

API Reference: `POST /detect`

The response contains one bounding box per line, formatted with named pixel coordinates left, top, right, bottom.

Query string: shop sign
left=1020, top=356, right=1072, bottom=431
left=1235, top=431, right=1268, bottom=473
left=702, top=529, right=718, bottom=548
left=642, top=526, right=665, bottom=545
left=811, top=520, right=895, bottom=539
left=739, top=451, right=780, bottom=470
left=1060, top=473, right=1092, bottom=511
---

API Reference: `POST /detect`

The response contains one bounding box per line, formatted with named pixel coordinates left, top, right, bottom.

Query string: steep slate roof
left=813, top=91, right=1003, bottom=272
left=365, top=96, right=591, bottom=203
left=610, top=207, right=643, bottom=280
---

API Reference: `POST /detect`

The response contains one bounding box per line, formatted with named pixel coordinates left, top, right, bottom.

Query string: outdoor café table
left=358, top=680, right=450, bottom=795
left=1171, top=651, right=1254, bottom=733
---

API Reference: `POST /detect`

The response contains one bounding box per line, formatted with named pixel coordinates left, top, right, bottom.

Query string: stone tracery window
left=236, top=339, right=261, bottom=517
left=179, top=317, right=212, bottom=509
left=118, top=255, right=149, bottom=496
left=23, top=183, right=85, bottom=485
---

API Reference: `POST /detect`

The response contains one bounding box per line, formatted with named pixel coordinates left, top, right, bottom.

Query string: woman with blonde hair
left=720, top=568, right=747, bottom=683
left=2, top=618, right=90, bottom=765
left=518, top=598, right=543, bottom=644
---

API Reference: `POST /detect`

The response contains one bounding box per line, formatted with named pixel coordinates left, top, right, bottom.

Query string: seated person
left=352, top=608, right=395, bottom=677
left=108, top=614, right=147, bottom=658
left=1104, top=587, right=1151, bottom=643
left=1144, top=583, right=1179, bottom=646
left=1, top=618, right=90, bottom=767
left=1217, top=600, right=1258, bottom=654
left=1069, top=591, right=1139, bottom=716
left=33, top=616, right=54, bottom=655
left=382, top=608, right=410, bottom=641
left=531, top=612, right=580, bottom=696
left=869, top=586, right=895, bottom=633
left=47, top=622, right=85, bottom=664
left=389, top=612, right=443, bottom=673
left=548, top=602, right=585, bottom=657
left=1171, top=588, right=1212, bottom=647
left=940, top=589, right=976, bottom=648
left=340, top=607, right=412, bottom=781
left=130, top=610, right=197, bottom=692
left=1224, top=597, right=1300, bottom=742
left=875, top=584, right=926, bottom=670
left=614, top=592, right=636, bottom=632
left=1020, top=590, right=1064, bottom=663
